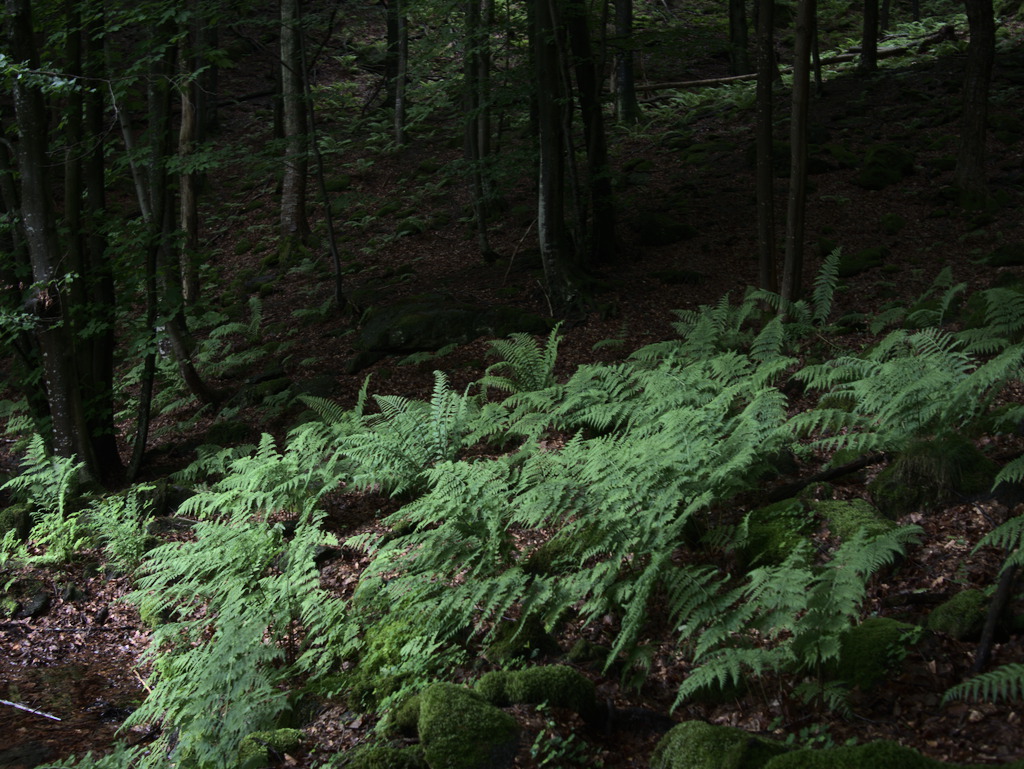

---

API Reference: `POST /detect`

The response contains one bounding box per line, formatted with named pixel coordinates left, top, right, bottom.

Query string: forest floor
left=4, top=12, right=1024, bottom=769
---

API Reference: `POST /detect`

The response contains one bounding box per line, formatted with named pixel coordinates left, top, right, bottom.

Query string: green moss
left=868, top=435, right=997, bottom=518
left=631, top=211, right=698, bottom=247
left=880, top=213, right=906, bottom=235
left=0, top=503, right=32, bottom=540
left=650, top=721, right=792, bottom=769
left=484, top=614, right=561, bottom=662
left=347, top=617, right=426, bottom=711
left=814, top=499, right=895, bottom=541
left=237, top=728, right=302, bottom=767
left=853, top=144, right=915, bottom=190
left=926, top=589, right=988, bottom=641
left=831, top=618, right=920, bottom=689
left=474, top=671, right=511, bottom=707
left=763, top=740, right=943, bottom=768
left=986, top=242, right=1024, bottom=267
left=417, top=683, right=518, bottom=769
left=345, top=744, right=428, bottom=769
left=507, top=665, right=597, bottom=718
left=738, top=499, right=811, bottom=568
left=837, top=247, right=888, bottom=278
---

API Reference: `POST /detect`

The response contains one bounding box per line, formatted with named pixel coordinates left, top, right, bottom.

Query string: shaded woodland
left=3, top=0, right=1024, bottom=766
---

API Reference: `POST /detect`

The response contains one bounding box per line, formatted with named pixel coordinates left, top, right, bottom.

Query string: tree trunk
left=5, top=0, right=97, bottom=476
left=955, top=0, right=995, bottom=196
left=394, top=2, right=409, bottom=146
left=613, top=0, right=640, bottom=123
left=729, top=0, right=752, bottom=74
left=178, top=23, right=201, bottom=306
left=465, top=0, right=497, bottom=261
left=532, top=0, right=575, bottom=310
left=280, top=0, right=310, bottom=257
left=860, top=0, right=879, bottom=72
left=565, top=0, right=616, bottom=265
left=755, top=0, right=777, bottom=292
left=782, top=0, right=815, bottom=305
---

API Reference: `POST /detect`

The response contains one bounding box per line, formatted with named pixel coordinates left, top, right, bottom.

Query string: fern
left=944, top=663, right=1024, bottom=705
left=810, top=248, right=842, bottom=325
left=480, top=324, right=561, bottom=395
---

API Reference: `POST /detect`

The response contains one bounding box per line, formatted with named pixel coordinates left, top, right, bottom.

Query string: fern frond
left=944, top=663, right=1024, bottom=704
left=811, top=248, right=842, bottom=325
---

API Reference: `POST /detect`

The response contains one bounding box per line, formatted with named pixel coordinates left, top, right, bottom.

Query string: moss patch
left=763, top=740, right=944, bottom=768
left=345, top=744, right=428, bottom=769
left=831, top=618, right=921, bottom=690
left=926, top=589, right=988, bottom=641
left=737, top=499, right=811, bottom=568
left=868, top=435, right=997, bottom=518
left=650, top=721, right=791, bottom=769
left=238, top=728, right=302, bottom=767
left=418, top=683, right=518, bottom=769
left=814, top=498, right=896, bottom=541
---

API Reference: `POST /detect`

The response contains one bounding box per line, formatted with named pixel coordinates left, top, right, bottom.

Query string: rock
left=837, top=246, right=888, bottom=277
left=650, top=721, right=791, bottom=769
left=14, top=585, right=51, bottom=619
left=762, top=740, right=944, bottom=768
left=986, top=242, right=1024, bottom=267
left=418, top=682, right=518, bottom=769
left=238, top=728, right=303, bottom=767
left=853, top=144, right=915, bottom=190
left=348, top=294, right=552, bottom=374
left=631, top=211, right=698, bottom=247
left=345, top=744, right=428, bottom=769
left=475, top=665, right=599, bottom=724
left=926, top=589, right=988, bottom=641
left=0, top=503, right=32, bottom=540
left=737, top=498, right=811, bottom=568
left=830, top=617, right=921, bottom=689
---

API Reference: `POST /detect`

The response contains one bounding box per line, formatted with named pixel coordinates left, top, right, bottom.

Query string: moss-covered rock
left=484, top=614, right=561, bottom=662
left=418, top=683, right=518, bottom=769
left=650, top=721, right=792, bottom=769
left=831, top=617, right=921, bottom=689
left=926, top=589, right=988, bottom=641
left=986, top=242, right=1024, bottom=267
left=349, top=294, right=552, bottom=374
left=345, top=744, right=428, bottom=769
left=762, top=740, right=943, bottom=768
left=237, top=728, right=303, bottom=767
left=837, top=246, right=888, bottom=278
left=631, top=211, right=698, bottom=247
left=475, top=665, right=598, bottom=722
left=0, top=503, right=32, bottom=541
left=814, top=499, right=896, bottom=541
left=853, top=144, right=915, bottom=190
left=737, top=499, right=811, bottom=568
left=868, top=435, right=997, bottom=518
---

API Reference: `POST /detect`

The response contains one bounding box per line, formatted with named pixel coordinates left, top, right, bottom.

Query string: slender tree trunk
left=394, top=0, right=409, bottom=146
left=613, top=0, right=640, bottom=123
left=5, top=0, right=97, bottom=476
left=178, top=23, right=201, bottom=306
left=532, top=0, right=575, bottom=310
left=782, top=0, right=815, bottom=305
left=565, top=0, right=616, bottom=265
left=280, top=0, right=310, bottom=257
left=756, top=0, right=777, bottom=292
left=729, top=0, right=752, bottom=74
left=465, top=0, right=497, bottom=261
left=955, top=0, right=995, bottom=196
left=860, top=0, right=879, bottom=72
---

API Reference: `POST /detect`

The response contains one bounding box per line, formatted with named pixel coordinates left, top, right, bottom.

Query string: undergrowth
left=7, top=263, right=1024, bottom=768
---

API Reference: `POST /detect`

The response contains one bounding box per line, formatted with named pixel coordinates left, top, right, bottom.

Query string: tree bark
left=532, top=0, right=575, bottom=310
left=565, top=0, right=616, bottom=265
left=860, top=0, right=879, bottom=72
left=755, top=0, right=777, bottom=292
left=465, top=0, right=497, bottom=261
left=782, top=0, right=815, bottom=305
left=729, top=0, right=752, bottom=74
left=280, top=0, right=310, bottom=256
left=613, top=0, right=640, bottom=123
left=5, top=0, right=98, bottom=476
left=955, top=0, right=995, bottom=196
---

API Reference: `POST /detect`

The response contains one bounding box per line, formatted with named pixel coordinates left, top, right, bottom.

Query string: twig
left=1, top=698, right=61, bottom=721
left=134, top=668, right=153, bottom=695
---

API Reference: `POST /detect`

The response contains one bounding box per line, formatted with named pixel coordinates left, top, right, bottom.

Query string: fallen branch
left=0, top=698, right=61, bottom=721
left=637, top=26, right=958, bottom=92
left=766, top=452, right=888, bottom=503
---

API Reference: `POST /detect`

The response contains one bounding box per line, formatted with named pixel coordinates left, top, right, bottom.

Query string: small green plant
left=530, top=703, right=600, bottom=767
